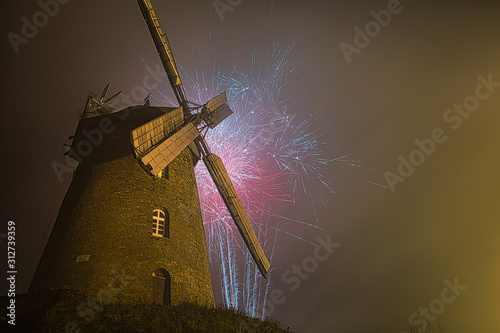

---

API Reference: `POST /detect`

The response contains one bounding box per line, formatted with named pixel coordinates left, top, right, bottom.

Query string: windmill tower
left=30, top=0, right=270, bottom=307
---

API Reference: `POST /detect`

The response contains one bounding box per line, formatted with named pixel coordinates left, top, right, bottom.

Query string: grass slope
left=0, top=289, right=293, bottom=332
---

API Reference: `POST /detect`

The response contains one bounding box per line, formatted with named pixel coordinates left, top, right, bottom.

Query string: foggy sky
left=2, top=0, right=500, bottom=332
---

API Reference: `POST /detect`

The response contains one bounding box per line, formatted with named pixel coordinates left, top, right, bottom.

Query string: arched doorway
left=152, top=268, right=171, bottom=305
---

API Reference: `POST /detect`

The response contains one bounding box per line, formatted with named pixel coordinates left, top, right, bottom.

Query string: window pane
left=153, top=209, right=167, bottom=237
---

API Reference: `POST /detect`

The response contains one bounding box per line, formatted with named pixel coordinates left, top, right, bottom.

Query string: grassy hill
left=0, top=289, right=449, bottom=332
left=0, top=289, right=293, bottom=332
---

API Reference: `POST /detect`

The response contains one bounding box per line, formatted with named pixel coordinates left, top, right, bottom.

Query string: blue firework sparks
left=145, top=36, right=338, bottom=317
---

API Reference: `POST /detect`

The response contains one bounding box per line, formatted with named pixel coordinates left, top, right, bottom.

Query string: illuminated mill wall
left=29, top=106, right=214, bottom=307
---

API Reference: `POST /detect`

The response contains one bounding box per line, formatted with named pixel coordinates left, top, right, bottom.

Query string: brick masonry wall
left=30, top=106, right=214, bottom=307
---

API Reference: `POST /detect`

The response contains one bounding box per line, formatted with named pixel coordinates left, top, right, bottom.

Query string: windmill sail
left=205, top=104, right=233, bottom=129
left=131, top=108, right=199, bottom=176
left=204, top=91, right=227, bottom=112
left=140, top=122, right=199, bottom=175
left=201, top=92, right=234, bottom=128
left=203, top=153, right=270, bottom=278
left=137, top=0, right=190, bottom=119
left=131, top=107, right=184, bottom=157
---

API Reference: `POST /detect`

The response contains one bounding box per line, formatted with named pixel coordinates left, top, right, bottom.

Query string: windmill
left=29, top=0, right=269, bottom=307
left=135, top=0, right=270, bottom=278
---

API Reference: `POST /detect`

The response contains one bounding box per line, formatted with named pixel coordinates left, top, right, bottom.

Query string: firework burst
left=145, top=35, right=336, bottom=317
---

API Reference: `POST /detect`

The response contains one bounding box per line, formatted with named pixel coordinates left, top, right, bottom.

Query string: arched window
left=152, top=268, right=171, bottom=305
left=152, top=209, right=169, bottom=237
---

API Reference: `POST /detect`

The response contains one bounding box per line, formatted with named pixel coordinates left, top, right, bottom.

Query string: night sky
left=2, top=0, right=500, bottom=332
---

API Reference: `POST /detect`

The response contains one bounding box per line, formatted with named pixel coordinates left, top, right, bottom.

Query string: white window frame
left=152, top=209, right=166, bottom=237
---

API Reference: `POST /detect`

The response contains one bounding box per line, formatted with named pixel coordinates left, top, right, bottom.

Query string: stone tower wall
left=30, top=106, right=214, bottom=307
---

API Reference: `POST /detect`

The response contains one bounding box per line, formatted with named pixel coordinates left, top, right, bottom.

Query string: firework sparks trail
left=144, top=36, right=345, bottom=317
